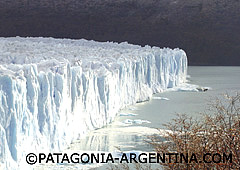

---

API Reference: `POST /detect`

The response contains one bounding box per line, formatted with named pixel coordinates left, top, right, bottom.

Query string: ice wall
left=0, top=37, right=187, bottom=169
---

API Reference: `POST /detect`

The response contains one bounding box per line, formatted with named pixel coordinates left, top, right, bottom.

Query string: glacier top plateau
left=0, top=37, right=187, bottom=169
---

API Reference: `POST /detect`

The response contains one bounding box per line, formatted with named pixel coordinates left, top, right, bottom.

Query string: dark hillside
left=0, top=0, right=239, bottom=65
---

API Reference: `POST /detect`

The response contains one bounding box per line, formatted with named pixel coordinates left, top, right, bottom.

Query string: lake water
left=38, top=66, right=240, bottom=169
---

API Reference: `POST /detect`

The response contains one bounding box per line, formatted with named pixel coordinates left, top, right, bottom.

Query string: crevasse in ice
left=0, top=37, right=187, bottom=169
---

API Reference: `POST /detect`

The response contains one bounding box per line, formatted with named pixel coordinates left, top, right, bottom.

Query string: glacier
left=0, top=37, right=187, bottom=169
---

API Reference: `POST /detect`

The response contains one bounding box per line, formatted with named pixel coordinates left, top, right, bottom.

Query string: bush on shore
left=109, top=93, right=240, bottom=170
left=150, top=93, right=240, bottom=169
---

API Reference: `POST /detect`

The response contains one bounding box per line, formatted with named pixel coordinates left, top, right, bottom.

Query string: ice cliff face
left=0, top=37, right=187, bottom=169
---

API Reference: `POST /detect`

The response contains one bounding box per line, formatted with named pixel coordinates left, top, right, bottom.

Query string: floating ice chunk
left=166, top=83, right=211, bottom=92
left=119, top=113, right=138, bottom=116
left=196, top=86, right=211, bottom=92
left=123, top=119, right=151, bottom=125
left=152, top=97, right=170, bottom=100
left=127, top=107, right=138, bottom=111
left=166, top=83, right=198, bottom=92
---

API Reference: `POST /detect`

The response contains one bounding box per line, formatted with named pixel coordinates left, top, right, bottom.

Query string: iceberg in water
left=0, top=37, right=187, bottom=169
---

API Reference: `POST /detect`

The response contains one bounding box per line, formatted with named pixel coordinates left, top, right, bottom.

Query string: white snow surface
left=0, top=37, right=187, bottom=169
